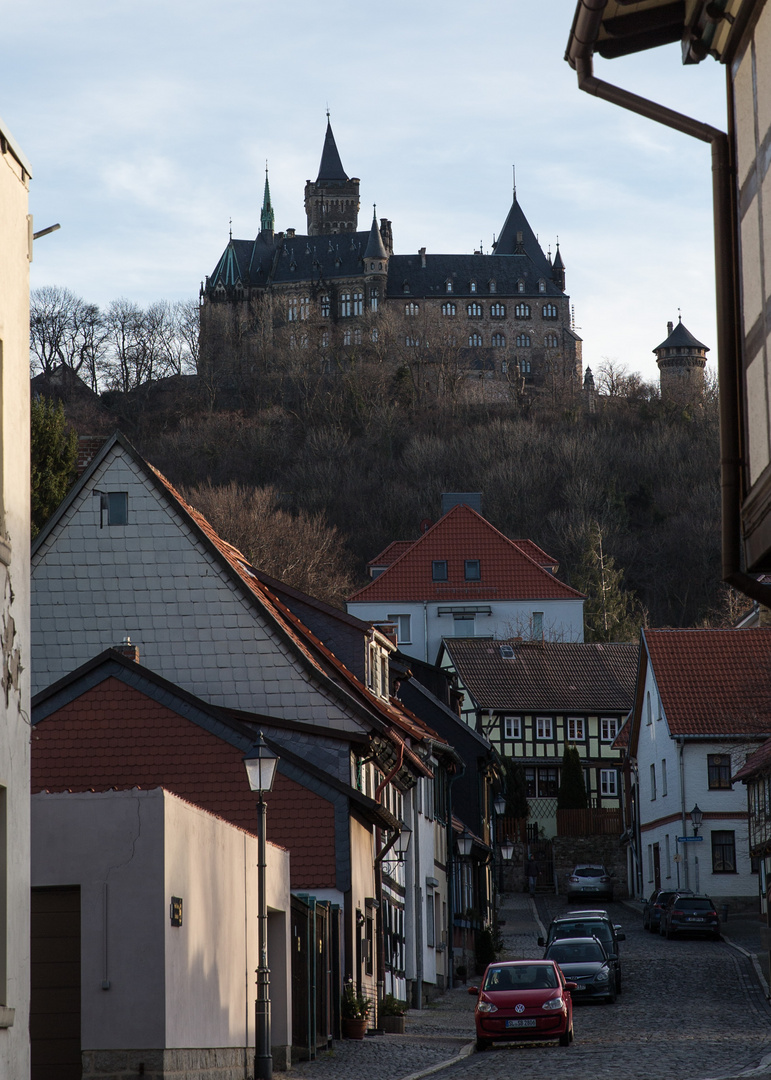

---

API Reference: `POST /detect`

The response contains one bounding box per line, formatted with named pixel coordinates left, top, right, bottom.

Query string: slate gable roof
left=442, top=639, right=637, bottom=712
left=642, top=629, right=771, bottom=737
left=653, top=320, right=709, bottom=354
left=348, top=503, right=584, bottom=604
left=387, top=252, right=563, bottom=300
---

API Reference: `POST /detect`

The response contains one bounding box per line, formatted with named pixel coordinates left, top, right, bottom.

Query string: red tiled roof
left=348, top=504, right=583, bottom=603
left=367, top=540, right=416, bottom=570
left=612, top=718, right=631, bottom=750
left=31, top=677, right=337, bottom=888
left=644, top=629, right=771, bottom=737
left=511, top=539, right=559, bottom=571
left=733, top=737, right=771, bottom=782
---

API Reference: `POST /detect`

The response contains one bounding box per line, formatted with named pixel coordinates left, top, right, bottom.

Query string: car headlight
left=542, top=996, right=564, bottom=1010
left=476, top=1001, right=498, bottom=1013
left=593, top=968, right=610, bottom=983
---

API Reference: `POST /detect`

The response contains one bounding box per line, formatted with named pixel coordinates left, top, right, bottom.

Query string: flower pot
left=381, top=1014, right=405, bottom=1034
left=341, top=1017, right=368, bottom=1040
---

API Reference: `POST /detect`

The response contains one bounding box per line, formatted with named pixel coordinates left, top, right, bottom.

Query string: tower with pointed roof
left=653, top=317, right=709, bottom=404
left=260, top=165, right=274, bottom=241
left=304, top=117, right=360, bottom=235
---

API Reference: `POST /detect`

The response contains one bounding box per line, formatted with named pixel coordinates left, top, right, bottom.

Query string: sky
left=1, top=0, right=729, bottom=383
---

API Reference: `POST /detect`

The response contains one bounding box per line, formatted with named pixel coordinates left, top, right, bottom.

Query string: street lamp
left=394, top=822, right=412, bottom=861
left=500, top=837, right=515, bottom=862
left=493, top=793, right=507, bottom=817
left=457, top=827, right=473, bottom=857
left=690, top=804, right=703, bottom=836
left=244, top=733, right=279, bottom=1080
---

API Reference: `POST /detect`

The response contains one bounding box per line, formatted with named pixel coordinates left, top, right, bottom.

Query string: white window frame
left=600, top=769, right=617, bottom=797
left=567, top=717, right=585, bottom=741
left=536, top=716, right=552, bottom=740
left=387, top=613, right=412, bottom=645
left=503, top=716, right=521, bottom=739
left=600, top=718, right=619, bottom=742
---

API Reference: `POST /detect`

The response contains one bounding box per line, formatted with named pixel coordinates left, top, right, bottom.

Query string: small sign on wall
left=170, top=896, right=183, bottom=927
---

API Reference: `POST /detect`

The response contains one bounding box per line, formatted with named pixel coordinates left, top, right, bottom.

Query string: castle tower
left=363, top=207, right=389, bottom=312
left=259, top=165, right=274, bottom=242
left=653, top=316, right=709, bottom=404
left=304, top=117, right=360, bottom=235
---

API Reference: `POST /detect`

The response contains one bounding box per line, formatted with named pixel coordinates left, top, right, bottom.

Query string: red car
left=468, top=960, right=576, bottom=1051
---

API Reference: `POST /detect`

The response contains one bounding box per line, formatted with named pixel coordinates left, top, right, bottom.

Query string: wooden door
left=31, top=886, right=81, bottom=1080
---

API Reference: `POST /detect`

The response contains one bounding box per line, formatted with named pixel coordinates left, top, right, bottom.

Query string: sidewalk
left=290, top=891, right=543, bottom=1080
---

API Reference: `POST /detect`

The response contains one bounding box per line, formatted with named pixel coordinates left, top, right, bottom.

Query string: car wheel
left=607, top=984, right=617, bottom=1004
left=559, top=1024, right=573, bottom=1047
left=475, top=1037, right=491, bottom=1052
left=615, top=972, right=622, bottom=994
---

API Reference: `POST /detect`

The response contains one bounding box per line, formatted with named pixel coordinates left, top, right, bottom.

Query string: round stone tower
left=652, top=316, right=709, bottom=404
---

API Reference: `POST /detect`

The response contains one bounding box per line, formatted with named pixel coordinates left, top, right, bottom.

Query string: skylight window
left=499, top=645, right=515, bottom=659
left=432, top=560, right=448, bottom=582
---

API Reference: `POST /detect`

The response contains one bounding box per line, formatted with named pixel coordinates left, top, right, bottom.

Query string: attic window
left=470, top=281, right=477, bottom=293
left=465, top=559, right=480, bottom=581
left=95, top=491, right=128, bottom=527
left=402, top=281, right=410, bottom=294
left=446, top=280, right=453, bottom=293
left=432, top=560, right=448, bottom=582
left=489, top=280, right=497, bottom=293
left=499, top=645, right=515, bottom=659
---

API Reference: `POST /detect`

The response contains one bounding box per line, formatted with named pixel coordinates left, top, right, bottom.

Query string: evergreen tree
left=31, top=396, right=77, bottom=538
left=573, top=521, right=642, bottom=643
left=557, top=745, right=588, bottom=810
left=502, top=757, right=529, bottom=819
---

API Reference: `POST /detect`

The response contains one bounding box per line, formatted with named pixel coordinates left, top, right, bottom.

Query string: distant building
left=653, top=317, right=709, bottom=405
left=0, top=112, right=32, bottom=1078
left=199, top=119, right=582, bottom=397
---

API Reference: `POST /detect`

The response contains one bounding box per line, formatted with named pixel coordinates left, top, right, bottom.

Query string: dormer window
left=538, top=280, right=547, bottom=293
left=470, top=281, right=477, bottom=293
left=489, top=280, right=497, bottom=293
left=465, top=559, right=481, bottom=580
left=446, top=280, right=453, bottom=293
left=432, top=560, right=448, bottom=581
left=517, top=280, right=525, bottom=294
left=403, top=281, right=410, bottom=294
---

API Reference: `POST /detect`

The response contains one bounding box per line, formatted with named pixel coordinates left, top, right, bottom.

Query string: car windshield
left=547, top=942, right=604, bottom=964
left=575, top=867, right=604, bottom=877
left=674, top=898, right=713, bottom=910
left=483, top=965, right=558, bottom=991
left=552, top=921, right=611, bottom=944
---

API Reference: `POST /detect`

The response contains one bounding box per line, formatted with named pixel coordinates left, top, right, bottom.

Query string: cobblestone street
left=291, top=891, right=771, bottom=1080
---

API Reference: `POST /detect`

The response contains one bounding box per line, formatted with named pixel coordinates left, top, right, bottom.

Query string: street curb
left=396, top=1039, right=475, bottom=1080
left=721, top=932, right=771, bottom=1000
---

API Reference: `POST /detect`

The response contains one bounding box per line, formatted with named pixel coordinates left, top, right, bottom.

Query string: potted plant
left=380, top=993, right=407, bottom=1034
left=341, top=980, right=371, bottom=1039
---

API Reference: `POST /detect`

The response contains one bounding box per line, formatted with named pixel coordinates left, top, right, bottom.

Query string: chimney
left=667, top=320, right=674, bottom=336
left=77, top=436, right=106, bottom=477
left=441, top=492, right=482, bottom=515
left=113, top=636, right=140, bottom=663
left=286, top=228, right=296, bottom=238
left=419, top=247, right=426, bottom=269
left=374, top=622, right=398, bottom=648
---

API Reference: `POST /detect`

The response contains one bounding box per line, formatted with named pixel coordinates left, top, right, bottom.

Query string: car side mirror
left=537, top=936, right=545, bottom=947
left=616, top=933, right=626, bottom=941
left=564, top=981, right=578, bottom=990
left=608, top=953, right=618, bottom=962
left=467, top=986, right=479, bottom=996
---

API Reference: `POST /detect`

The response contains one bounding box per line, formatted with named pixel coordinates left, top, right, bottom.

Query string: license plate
left=506, top=1019, right=537, bottom=1029
left=572, top=985, right=586, bottom=991
left=686, top=917, right=704, bottom=922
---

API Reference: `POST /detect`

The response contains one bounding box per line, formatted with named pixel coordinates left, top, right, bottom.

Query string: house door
left=653, top=844, right=661, bottom=890
left=31, top=886, right=81, bottom=1080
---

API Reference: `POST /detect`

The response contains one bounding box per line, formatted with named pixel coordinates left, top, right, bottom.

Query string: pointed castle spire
left=316, top=114, right=348, bottom=183
left=260, top=162, right=275, bottom=238
left=305, top=114, right=360, bottom=235
left=364, top=205, right=388, bottom=262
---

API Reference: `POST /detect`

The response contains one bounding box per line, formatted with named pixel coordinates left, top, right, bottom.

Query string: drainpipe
left=374, top=741, right=405, bottom=1020
left=567, top=0, right=771, bottom=608
left=447, top=760, right=466, bottom=986
left=412, top=784, right=424, bottom=1009
left=423, top=602, right=429, bottom=664
left=679, top=738, right=689, bottom=890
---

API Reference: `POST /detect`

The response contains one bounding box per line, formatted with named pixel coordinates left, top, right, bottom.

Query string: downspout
left=679, top=738, right=689, bottom=890
left=447, top=760, right=466, bottom=986
left=413, top=780, right=424, bottom=1009
left=374, top=741, right=405, bottom=1022
left=567, top=1, right=771, bottom=607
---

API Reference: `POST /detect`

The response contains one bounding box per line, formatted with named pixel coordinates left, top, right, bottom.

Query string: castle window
left=287, top=299, right=297, bottom=322
left=469, top=333, right=483, bottom=347
left=353, top=292, right=364, bottom=316
left=539, top=280, right=547, bottom=293
left=489, top=280, right=497, bottom=293
left=542, top=303, right=558, bottom=319
left=501, top=360, right=508, bottom=373
left=299, top=297, right=310, bottom=320
left=441, top=302, right=456, bottom=316
left=343, top=329, right=352, bottom=345
left=517, top=280, right=525, bottom=293
left=491, top=333, right=506, bottom=347
left=321, top=331, right=330, bottom=348
left=402, top=281, right=410, bottom=294
left=371, top=328, right=379, bottom=343
left=406, top=335, right=420, bottom=347
left=490, top=303, right=506, bottom=318
left=516, top=334, right=531, bottom=347
left=370, top=287, right=379, bottom=312
left=544, top=332, right=559, bottom=347
left=515, top=303, right=530, bottom=318
left=321, top=295, right=330, bottom=318
left=470, top=281, right=477, bottom=293
left=354, top=328, right=362, bottom=345
left=405, top=302, right=420, bottom=316
left=521, top=358, right=531, bottom=373
left=340, top=293, right=352, bottom=317
left=446, top=280, right=453, bottom=293
left=467, top=302, right=483, bottom=318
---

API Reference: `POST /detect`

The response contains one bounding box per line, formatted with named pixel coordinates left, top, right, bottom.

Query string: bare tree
left=30, top=286, right=107, bottom=385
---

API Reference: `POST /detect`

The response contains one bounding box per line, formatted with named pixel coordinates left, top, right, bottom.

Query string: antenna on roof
left=678, top=306, right=682, bottom=323
left=229, top=217, right=232, bottom=240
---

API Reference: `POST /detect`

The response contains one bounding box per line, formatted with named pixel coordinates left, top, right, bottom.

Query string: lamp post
left=493, top=793, right=507, bottom=892
left=690, top=804, right=703, bottom=894
left=244, top=733, right=279, bottom=1080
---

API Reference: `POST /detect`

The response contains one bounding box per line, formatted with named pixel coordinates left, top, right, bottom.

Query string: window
left=470, top=281, right=477, bottom=293
left=515, top=303, right=530, bottom=318
left=542, top=303, right=558, bottom=318
left=432, top=560, right=448, bottom=581
left=600, top=769, right=617, bottom=797
left=405, top=302, right=420, bottom=316
left=339, top=292, right=351, bottom=317
left=650, top=763, right=657, bottom=800
left=711, top=830, right=736, bottom=873
left=402, top=281, right=410, bottom=294
left=446, top=280, right=453, bottom=293
left=567, top=717, right=585, bottom=741
left=517, top=280, right=525, bottom=293
left=371, top=328, right=379, bottom=343
left=489, top=280, right=497, bottom=293
left=600, top=718, right=619, bottom=742
left=490, top=303, right=506, bottom=318
left=405, top=335, right=420, bottom=347
left=426, top=889, right=435, bottom=947
left=99, top=491, right=128, bottom=527
left=343, top=329, right=352, bottom=346
left=321, top=331, right=330, bottom=348
left=441, top=302, right=456, bottom=316
left=661, top=759, right=668, bottom=797
left=453, top=613, right=475, bottom=636
left=646, top=692, right=652, bottom=725
left=491, top=333, right=506, bottom=347
left=387, top=614, right=411, bottom=645
left=531, top=611, right=543, bottom=638
left=520, top=358, right=531, bottom=374
left=539, top=280, right=547, bottom=293
left=287, top=298, right=297, bottom=322
left=544, top=332, right=559, bottom=347
left=353, top=328, right=362, bottom=345
left=537, top=767, right=558, bottom=797
left=353, top=291, right=364, bottom=315
left=468, top=333, right=483, bottom=347
left=467, top=302, right=483, bottom=318
left=369, top=287, right=379, bottom=312
left=321, top=295, right=330, bottom=317
left=464, top=559, right=481, bottom=580
left=536, top=716, right=553, bottom=740
left=299, top=297, right=310, bottom=320
left=503, top=716, right=521, bottom=739
left=516, top=333, right=531, bottom=347
left=708, top=754, right=732, bottom=789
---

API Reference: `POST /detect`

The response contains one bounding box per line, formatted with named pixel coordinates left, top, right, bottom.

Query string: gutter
left=566, top=0, right=771, bottom=607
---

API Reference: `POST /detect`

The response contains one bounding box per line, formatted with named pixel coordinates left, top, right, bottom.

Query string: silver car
left=566, top=864, right=614, bottom=902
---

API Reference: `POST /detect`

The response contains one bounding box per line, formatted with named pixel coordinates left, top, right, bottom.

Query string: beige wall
left=0, top=115, right=31, bottom=1079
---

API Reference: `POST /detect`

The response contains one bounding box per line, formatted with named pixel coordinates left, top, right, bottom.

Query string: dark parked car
left=566, top=864, right=615, bottom=902
left=539, top=912, right=625, bottom=991
left=643, top=888, right=693, bottom=932
left=543, top=936, right=618, bottom=1003
left=659, top=893, right=720, bottom=940
left=468, top=960, right=575, bottom=1050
